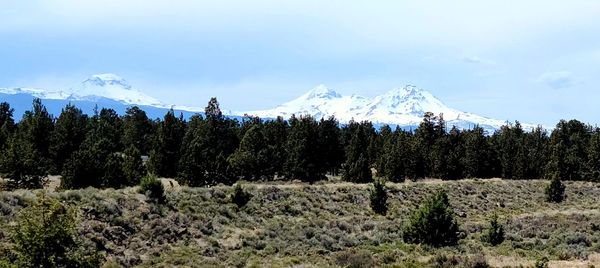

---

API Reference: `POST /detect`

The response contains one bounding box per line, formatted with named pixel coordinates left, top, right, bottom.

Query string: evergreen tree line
left=0, top=98, right=598, bottom=189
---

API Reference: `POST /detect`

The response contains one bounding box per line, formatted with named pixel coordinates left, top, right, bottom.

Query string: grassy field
left=2, top=178, right=600, bottom=267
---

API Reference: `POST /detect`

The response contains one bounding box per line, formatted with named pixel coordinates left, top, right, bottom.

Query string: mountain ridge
left=0, top=74, right=537, bottom=131
left=242, top=84, right=533, bottom=132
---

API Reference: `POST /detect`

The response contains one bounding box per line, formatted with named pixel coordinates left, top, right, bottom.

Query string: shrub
left=9, top=193, right=101, bottom=267
left=369, top=180, right=388, bottom=215
left=534, top=257, right=549, bottom=268
left=404, top=189, right=460, bottom=247
left=545, top=174, right=565, bottom=203
left=430, top=254, right=489, bottom=268
left=139, top=174, right=166, bottom=204
left=483, top=213, right=505, bottom=246
left=231, top=184, right=251, bottom=207
left=334, top=249, right=374, bottom=268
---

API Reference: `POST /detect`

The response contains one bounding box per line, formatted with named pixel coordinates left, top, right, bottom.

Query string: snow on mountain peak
left=242, top=84, right=524, bottom=131
left=304, top=84, right=342, bottom=100
left=70, top=73, right=164, bottom=106
left=82, top=73, right=132, bottom=90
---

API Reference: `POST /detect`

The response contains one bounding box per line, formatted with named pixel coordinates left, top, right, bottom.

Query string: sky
left=1, top=0, right=600, bottom=126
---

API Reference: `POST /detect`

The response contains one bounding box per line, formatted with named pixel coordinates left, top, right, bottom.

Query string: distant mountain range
left=0, top=74, right=536, bottom=131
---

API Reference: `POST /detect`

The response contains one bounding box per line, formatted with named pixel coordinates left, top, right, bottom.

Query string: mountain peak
left=385, top=85, right=425, bottom=99
left=82, top=73, right=132, bottom=90
left=305, top=84, right=342, bottom=99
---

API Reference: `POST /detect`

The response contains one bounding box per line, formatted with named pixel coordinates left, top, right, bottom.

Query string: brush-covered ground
left=1, top=178, right=600, bottom=267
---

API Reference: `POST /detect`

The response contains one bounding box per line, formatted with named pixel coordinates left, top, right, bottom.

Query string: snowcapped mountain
left=0, top=73, right=166, bottom=108
left=0, top=74, right=535, bottom=131
left=244, top=85, right=533, bottom=131
left=72, top=74, right=166, bottom=107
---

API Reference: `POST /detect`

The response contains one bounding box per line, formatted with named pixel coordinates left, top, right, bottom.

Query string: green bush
left=404, top=189, right=460, bottom=247
left=9, top=194, right=101, bottom=267
left=534, top=257, right=549, bottom=268
left=231, top=184, right=251, bottom=207
left=545, top=174, right=565, bottom=203
left=139, top=175, right=166, bottom=204
left=482, top=213, right=504, bottom=246
left=369, top=180, right=388, bottom=215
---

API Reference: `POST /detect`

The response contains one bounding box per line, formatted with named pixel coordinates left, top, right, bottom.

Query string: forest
left=0, top=97, right=599, bottom=190
left=1, top=97, right=600, bottom=267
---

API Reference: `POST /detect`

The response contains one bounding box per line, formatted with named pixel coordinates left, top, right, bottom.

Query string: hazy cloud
left=460, top=55, right=495, bottom=65
left=538, top=71, right=575, bottom=89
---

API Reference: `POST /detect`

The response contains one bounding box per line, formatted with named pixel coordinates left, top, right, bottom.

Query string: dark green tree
left=122, top=145, right=146, bottom=186
left=122, top=106, right=153, bottom=155
left=228, top=124, right=271, bottom=180
left=545, top=173, right=566, bottom=203
left=378, top=129, right=415, bottom=182
left=51, top=104, right=88, bottom=173
left=149, top=109, right=186, bottom=178
left=0, top=135, right=48, bottom=189
left=0, top=102, right=15, bottom=150
left=483, top=213, right=505, bottom=246
left=318, top=116, right=344, bottom=175
left=284, top=115, right=326, bottom=182
left=588, top=128, right=600, bottom=181
left=178, top=98, right=238, bottom=186
left=462, top=126, right=494, bottom=178
left=342, top=121, right=373, bottom=183
left=18, top=99, right=54, bottom=173
left=61, top=110, right=127, bottom=189
left=231, top=184, right=252, bottom=208
left=492, top=122, right=527, bottom=179
left=547, top=120, right=590, bottom=181
left=139, top=174, right=166, bottom=204
left=404, top=190, right=460, bottom=247
left=263, top=117, right=289, bottom=177
left=369, top=180, right=388, bottom=215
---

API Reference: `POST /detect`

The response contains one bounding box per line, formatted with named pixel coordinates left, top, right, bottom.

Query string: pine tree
left=149, top=109, right=185, bottom=178
left=379, top=129, right=414, bottom=182
left=231, top=184, right=252, bottom=208
left=444, top=126, right=464, bottom=180
left=51, top=104, right=88, bottom=174
left=547, top=120, right=591, bottom=181
left=404, top=190, right=460, bottom=247
left=318, top=116, right=344, bottom=175
left=493, top=122, right=527, bottom=179
left=463, top=126, right=491, bottom=178
left=228, top=124, right=270, bottom=180
left=284, top=115, right=325, bottom=182
left=61, top=109, right=126, bottom=189
left=0, top=135, right=48, bottom=189
left=587, top=128, right=600, bottom=181
left=263, top=117, right=289, bottom=178
left=178, top=98, right=238, bottom=186
left=342, top=122, right=373, bottom=183
left=122, top=106, right=153, bottom=155
left=18, top=99, right=54, bottom=173
left=545, top=173, right=566, bottom=203
left=0, top=102, right=15, bottom=150
left=122, top=145, right=146, bottom=186
left=524, top=126, right=549, bottom=180
left=414, top=112, right=438, bottom=178
left=177, top=115, right=206, bottom=185
left=483, top=213, right=505, bottom=246
left=369, top=180, right=388, bottom=215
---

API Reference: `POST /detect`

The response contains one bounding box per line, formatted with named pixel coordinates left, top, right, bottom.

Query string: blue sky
left=1, top=0, right=600, bottom=126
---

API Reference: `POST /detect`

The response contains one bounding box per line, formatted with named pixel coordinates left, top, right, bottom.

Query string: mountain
left=243, top=84, right=534, bottom=132
left=1, top=74, right=534, bottom=131
left=0, top=74, right=200, bottom=120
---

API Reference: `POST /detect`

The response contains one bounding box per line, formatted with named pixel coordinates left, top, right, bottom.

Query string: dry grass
left=1, top=179, right=600, bottom=267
